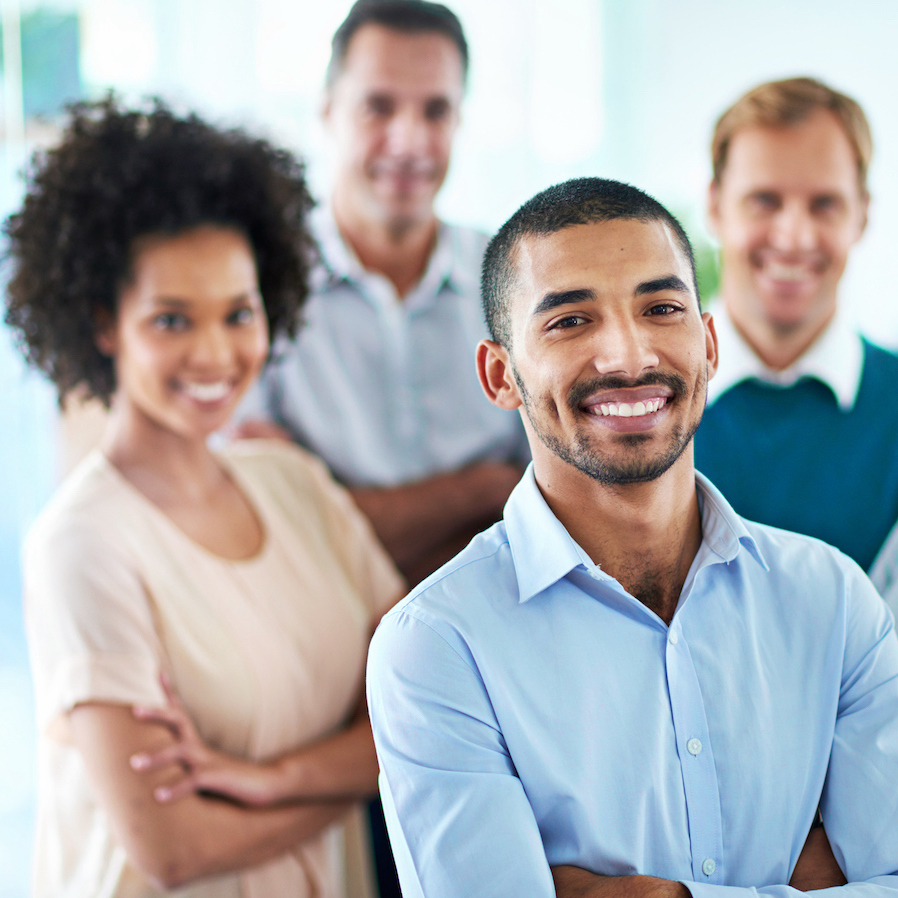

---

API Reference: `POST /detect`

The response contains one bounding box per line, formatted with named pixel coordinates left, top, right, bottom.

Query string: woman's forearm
left=69, top=702, right=362, bottom=889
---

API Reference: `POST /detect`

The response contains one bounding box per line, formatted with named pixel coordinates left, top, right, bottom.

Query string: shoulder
left=221, top=439, right=339, bottom=503
left=862, top=337, right=898, bottom=377
left=738, top=514, right=877, bottom=613
left=26, top=452, right=130, bottom=559
left=377, top=522, right=517, bottom=647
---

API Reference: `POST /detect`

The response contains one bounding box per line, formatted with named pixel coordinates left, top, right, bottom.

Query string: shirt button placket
left=664, top=624, right=724, bottom=884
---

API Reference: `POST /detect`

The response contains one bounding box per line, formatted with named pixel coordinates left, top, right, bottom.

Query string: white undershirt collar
left=707, top=302, right=863, bottom=412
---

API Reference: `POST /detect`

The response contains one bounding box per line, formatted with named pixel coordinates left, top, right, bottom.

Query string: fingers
left=152, top=776, right=198, bottom=804
left=130, top=742, right=196, bottom=773
left=132, top=703, right=189, bottom=736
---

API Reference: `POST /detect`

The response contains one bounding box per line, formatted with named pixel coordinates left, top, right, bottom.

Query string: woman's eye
left=228, top=307, right=256, bottom=326
left=152, top=312, right=188, bottom=331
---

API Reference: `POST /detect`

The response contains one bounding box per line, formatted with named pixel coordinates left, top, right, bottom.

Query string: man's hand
left=790, top=826, right=846, bottom=891
left=551, top=867, right=690, bottom=898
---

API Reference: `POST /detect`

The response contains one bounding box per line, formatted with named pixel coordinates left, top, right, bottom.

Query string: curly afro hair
left=4, top=94, right=315, bottom=406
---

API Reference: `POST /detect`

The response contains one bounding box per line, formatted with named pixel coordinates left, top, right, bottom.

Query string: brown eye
left=152, top=312, right=189, bottom=332
left=366, top=96, right=394, bottom=117
left=647, top=304, right=681, bottom=316
left=228, top=307, right=255, bottom=326
left=424, top=98, right=451, bottom=121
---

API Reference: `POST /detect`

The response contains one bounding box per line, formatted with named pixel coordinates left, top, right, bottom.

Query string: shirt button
left=668, top=631, right=679, bottom=645
left=687, top=738, right=703, bottom=756
left=702, top=858, right=716, bottom=876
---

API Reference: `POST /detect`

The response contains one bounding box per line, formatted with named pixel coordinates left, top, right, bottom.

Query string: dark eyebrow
left=635, top=276, right=692, bottom=297
left=153, top=292, right=257, bottom=307
left=532, top=289, right=596, bottom=317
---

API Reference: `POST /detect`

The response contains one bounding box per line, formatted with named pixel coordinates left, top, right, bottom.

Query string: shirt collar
left=707, top=302, right=863, bottom=411
left=309, top=202, right=463, bottom=300
left=504, top=465, right=767, bottom=605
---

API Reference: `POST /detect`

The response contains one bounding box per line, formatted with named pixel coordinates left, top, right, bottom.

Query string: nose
left=592, top=315, right=660, bottom=379
left=769, top=201, right=817, bottom=253
left=189, top=323, right=233, bottom=368
left=385, top=108, right=429, bottom=156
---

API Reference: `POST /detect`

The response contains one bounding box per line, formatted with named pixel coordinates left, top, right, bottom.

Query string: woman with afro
left=6, top=96, right=403, bottom=898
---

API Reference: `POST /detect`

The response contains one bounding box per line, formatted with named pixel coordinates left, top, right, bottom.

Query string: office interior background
left=1, top=0, right=897, bottom=893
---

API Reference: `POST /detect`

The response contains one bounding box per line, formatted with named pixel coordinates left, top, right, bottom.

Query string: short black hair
left=326, top=0, right=468, bottom=88
left=482, top=177, right=699, bottom=347
left=3, top=94, right=315, bottom=406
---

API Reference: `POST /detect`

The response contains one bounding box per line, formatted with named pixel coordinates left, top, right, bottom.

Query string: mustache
left=568, top=372, right=689, bottom=410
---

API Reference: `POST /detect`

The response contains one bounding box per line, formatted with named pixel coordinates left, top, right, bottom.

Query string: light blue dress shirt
left=237, top=205, right=528, bottom=487
left=367, top=467, right=898, bottom=898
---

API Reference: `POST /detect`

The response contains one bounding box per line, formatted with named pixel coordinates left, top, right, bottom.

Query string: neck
left=537, top=458, right=702, bottom=624
left=101, top=400, right=225, bottom=507
left=332, top=193, right=438, bottom=298
left=723, top=289, right=836, bottom=372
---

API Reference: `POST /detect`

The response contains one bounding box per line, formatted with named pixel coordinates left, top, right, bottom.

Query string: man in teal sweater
left=695, top=77, right=898, bottom=572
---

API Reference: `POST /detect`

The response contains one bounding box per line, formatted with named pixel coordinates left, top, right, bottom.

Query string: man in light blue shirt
left=367, top=177, right=898, bottom=898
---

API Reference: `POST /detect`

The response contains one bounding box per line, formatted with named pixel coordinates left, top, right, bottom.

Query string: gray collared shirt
left=238, top=205, right=528, bottom=486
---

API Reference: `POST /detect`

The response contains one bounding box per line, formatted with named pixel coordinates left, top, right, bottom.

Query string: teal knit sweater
left=694, top=339, right=898, bottom=571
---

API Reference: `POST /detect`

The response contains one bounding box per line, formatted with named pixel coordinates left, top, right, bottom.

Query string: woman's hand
left=130, top=675, right=281, bottom=807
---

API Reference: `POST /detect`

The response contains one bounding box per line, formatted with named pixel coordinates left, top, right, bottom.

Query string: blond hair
left=711, top=77, right=872, bottom=193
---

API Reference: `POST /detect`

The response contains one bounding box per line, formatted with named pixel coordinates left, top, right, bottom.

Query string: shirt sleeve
left=366, top=605, right=556, bottom=898
left=870, top=520, right=898, bottom=619
left=687, top=569, right=898, bottom=898
left=23, top=509, right=166, bottom=744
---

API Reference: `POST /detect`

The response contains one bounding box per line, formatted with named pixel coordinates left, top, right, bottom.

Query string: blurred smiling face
left=97, top=225, right=269, bottom=443
left=324, top=23, right=464, bottom=234
left=709, top=109, right=868, bottom=341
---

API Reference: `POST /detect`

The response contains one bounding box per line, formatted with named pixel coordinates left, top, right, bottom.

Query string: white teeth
left=766, top=263, right=811, bottom=282
left=183, top=381, right=230, bottom=402
left=595, top=398, right=665, bottom=417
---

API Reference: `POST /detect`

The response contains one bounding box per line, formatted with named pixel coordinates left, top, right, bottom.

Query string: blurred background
left=2, top=0, right=897, bottom=893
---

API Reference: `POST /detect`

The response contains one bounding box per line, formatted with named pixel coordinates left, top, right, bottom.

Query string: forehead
left=721, top=109, right=861, bottom=195
left=335, top=24, right=464, bottom=99
left=127, top=227, right=257, bottom=299
left=510, top=218, right=693, bottom=314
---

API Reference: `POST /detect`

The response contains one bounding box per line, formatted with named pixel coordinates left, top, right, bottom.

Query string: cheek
left=245, top=328, right=269, bottom=369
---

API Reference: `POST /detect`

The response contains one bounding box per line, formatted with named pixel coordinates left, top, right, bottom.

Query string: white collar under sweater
left=706, top=301, right=863, bottom=413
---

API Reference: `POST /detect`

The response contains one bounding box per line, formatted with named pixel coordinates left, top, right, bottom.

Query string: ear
left=476, top=340, right=523, bottom=411
left=94, top=309, right=118, bottom=357
left=320, top=89, right=333, bottom=128
left=706, top=181, right=721, bottom=237
left=702, top=311, right=719, bottom=381
left=857, top=190, right=870, bottom=240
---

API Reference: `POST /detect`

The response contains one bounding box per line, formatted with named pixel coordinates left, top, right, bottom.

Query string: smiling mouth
left=594, top=398, right=667, bottom=418
left=763, top=262, right=818, bottom=281
left=181, top=381, right=232, bottom=403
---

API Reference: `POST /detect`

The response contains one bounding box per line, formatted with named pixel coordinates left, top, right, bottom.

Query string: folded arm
left=552, top=827, right=846, bottom=898
left=129, top=675, right=378, bottom=806
left=69, top=698, right=376, bottom=889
